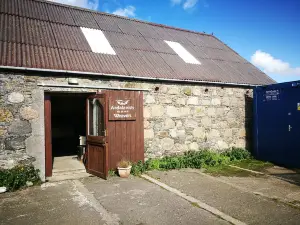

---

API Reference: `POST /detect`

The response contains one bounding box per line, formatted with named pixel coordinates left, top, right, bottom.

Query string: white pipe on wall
left=37, top=82, right=151, bottom=91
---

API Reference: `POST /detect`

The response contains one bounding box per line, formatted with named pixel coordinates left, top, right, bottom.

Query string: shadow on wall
left=245, top=92, right=253, bottom=152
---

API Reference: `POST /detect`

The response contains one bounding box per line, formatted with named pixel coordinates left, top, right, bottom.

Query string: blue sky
left=50, top=0, right=300, bottom=83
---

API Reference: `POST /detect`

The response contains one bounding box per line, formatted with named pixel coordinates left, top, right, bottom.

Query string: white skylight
left=80, top=27, right=116, bottom=55
left=164, top=40, right=201, bottom=65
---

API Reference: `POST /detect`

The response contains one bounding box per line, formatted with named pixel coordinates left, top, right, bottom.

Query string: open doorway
left=50, top=94, right=88, bottom=175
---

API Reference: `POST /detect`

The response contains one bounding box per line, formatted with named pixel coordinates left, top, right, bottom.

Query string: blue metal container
left=254, top=81, right=300, bottom=168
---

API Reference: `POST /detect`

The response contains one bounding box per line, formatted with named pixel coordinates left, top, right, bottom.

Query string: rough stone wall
left=143, top=85, right=253, bottom=158
left=0, top=72, right=253, bottom=178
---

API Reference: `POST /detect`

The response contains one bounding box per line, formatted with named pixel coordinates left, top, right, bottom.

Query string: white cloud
left=251, top=50, right=300, bottom=76
left=183, top=0, right=198, bottom=10
left=171, top=0, right=182, bottom=5
left=47, top=0, right=99, bottom=10
left=112, top=5, right=136, bottom=17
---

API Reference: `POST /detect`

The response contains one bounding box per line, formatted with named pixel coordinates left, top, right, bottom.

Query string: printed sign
left=109, top=97, right=136, bottom=120
left=264, top=89, right=280, bottom=101
left=298, top=103, right=300, bottom=111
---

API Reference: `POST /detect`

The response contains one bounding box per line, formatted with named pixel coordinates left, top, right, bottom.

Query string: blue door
left=285, top=88, right=300, bottom=167
left=254, top=84, right=300, bottom=168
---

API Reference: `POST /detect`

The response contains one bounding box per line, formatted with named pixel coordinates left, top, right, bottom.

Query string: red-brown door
left=85, top=93, right=108, bottom=179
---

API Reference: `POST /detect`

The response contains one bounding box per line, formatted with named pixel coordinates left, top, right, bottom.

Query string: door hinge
left=104, top=129, right=107, bottom=136
left=289, top=125, right=292, bottom=132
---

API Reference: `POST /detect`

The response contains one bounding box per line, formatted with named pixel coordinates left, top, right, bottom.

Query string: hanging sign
left=109, top=97, right=136, bottom=120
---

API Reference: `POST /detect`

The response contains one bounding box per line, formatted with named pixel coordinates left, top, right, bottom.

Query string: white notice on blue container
left=264, top=89, right=280, bottom=101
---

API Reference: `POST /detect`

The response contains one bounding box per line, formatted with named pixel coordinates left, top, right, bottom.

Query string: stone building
left=0, top=0, right=274, bottom=180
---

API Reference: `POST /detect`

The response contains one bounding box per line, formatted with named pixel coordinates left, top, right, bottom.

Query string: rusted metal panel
left=51, top=23, right=91, bottom=51
left=0, top=0, right=19, bottom=15
left=184, top=44, right=210, bottom=59
left=117, top=21, right=142, bottom=36
left=0, top=41, right=22, bottom=67
left=232, top=62, right=274, bottom=85
left=21, top=44, right=63, bottom=70
left=45, top=3, right=75, bottom=25
left=115, top=48, right=174, bottom=78
left=159, top=53, right=218, bottom=81
left=70, top=8, right=99, bottom=29
left=0, top=0, right=275, bottom=85
left=145, top=38, right=177, bottom=54
left=93, top=13, right=123, bottom=33
left=213, top=60, right=247, bottom=84
left=20, top=17, right=57, bottom=48
left=104, top=31, right=155, bottom=51
left=0, top=14, right=21, bottom=43
left=18, top=0, right=49, bottom=21
left=137, top=23, right=160, bottom=39
left=59, top=48, right=128, bottom=75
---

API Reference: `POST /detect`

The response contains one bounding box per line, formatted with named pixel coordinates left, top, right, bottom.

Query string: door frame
left=44, top=92, right=95, bottom=178
left=44, top=94, right=52, bottom=177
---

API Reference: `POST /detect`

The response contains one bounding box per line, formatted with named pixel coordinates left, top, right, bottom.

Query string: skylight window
left=164, top=40, right=200, bottom=65
left=80, top=27, right=116, bottom=55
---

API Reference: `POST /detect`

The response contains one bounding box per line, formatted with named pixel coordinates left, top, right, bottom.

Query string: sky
left=48, top=0, right=300, bottom=83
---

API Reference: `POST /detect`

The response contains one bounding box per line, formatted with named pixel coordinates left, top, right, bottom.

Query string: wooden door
left=85, top=93, right=108, bottom=179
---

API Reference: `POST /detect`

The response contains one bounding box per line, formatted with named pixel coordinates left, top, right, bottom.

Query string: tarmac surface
left=1, top=169, right=300, bottom=225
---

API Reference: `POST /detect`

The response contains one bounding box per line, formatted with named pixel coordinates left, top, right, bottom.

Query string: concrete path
left=216, top=171, right=300, bottom=204
left=147, top=170, right=300, bottom=225
left=0, top=177, right=229, bottom=225
left=0, top=180, right=107, bottom=225
left=81, top=176, right=229, bottom=225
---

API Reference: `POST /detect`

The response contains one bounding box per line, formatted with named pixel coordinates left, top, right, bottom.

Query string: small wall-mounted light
left=68, top=78, right=79, bottom=85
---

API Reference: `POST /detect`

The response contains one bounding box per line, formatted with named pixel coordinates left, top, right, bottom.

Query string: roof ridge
left=34, top=0, right=213, bottom=37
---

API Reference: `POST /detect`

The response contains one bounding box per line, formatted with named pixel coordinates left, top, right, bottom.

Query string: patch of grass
left=190, top=202, right=200, bottom=208
left=131, top=148, right=252, bottom=176
left=231, top=159, right=273, bottom=172
left=205, top=164, right=255, bottom=177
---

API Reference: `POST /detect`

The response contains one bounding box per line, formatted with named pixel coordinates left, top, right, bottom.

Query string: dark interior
left=51, top=94, right=87, bottom=157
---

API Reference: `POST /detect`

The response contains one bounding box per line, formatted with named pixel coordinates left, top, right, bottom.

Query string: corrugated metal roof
left=70, top=8, right=99, bottom=29
left=46, top=3, right=75, bottom=25
left=20, top=17, right=57, bottom=48
left=0, top=0, right=275, bottom=85
left=0, top=0, right=19, bottom=16
left=104, top=31, right=155, bottom=51
left=18, top=0, right=49, bottom=21
left=0, top=14, right=21, bottom=43
left=51, top=23, right=91, bottom=51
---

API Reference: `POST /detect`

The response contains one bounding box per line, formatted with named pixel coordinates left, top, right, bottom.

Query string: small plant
left=117, top=159, right=132, bottom=178
left=221, top=147, right=252, bottom=161
left=0, top=164, right=41, bottom=191
left=131, top=160, right=147, bottom=176
left=108, top=170, right=117, bottom=177
left=117, top=159, right=131, bottom=168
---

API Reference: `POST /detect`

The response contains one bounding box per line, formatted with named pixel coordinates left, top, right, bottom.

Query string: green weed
left=131, top=148, right=252, bottom=175
left=0, top=164, right=41, bottom=191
